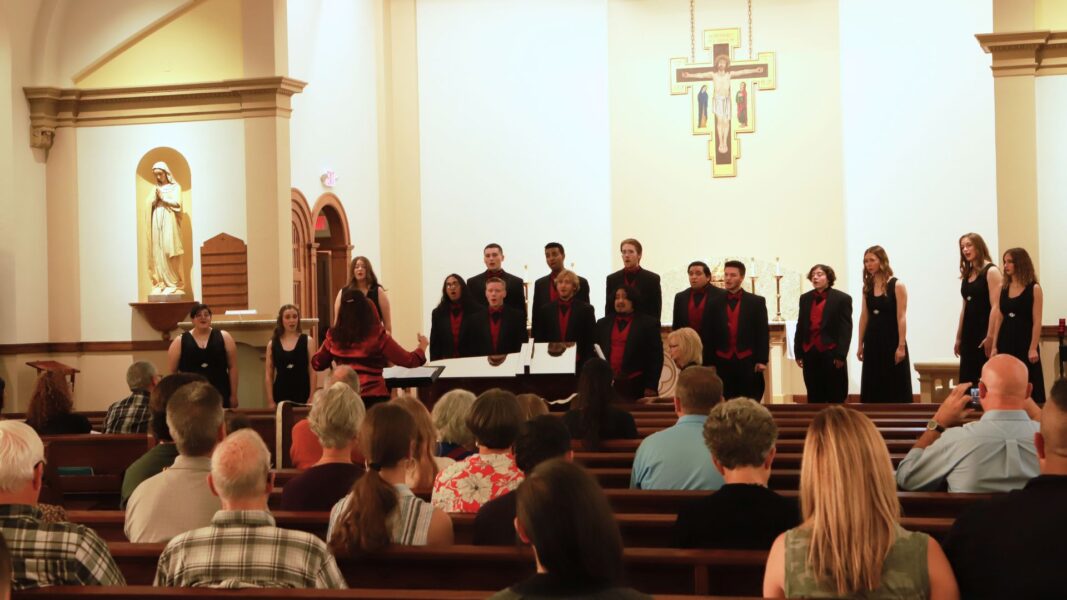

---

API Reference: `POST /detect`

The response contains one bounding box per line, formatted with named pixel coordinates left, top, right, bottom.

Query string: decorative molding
left=976, top=30, right=1067, bottom=76
left=130, top=301, right=198, bottom=340
left=0, top=341, right=170, bottom=355
left=23, top=77, right=308, bottom=138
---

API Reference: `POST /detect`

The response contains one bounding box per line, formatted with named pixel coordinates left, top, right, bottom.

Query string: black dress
left=959, top=264, right=993, bottom=385
left=860, top=278, right=913, bottom=403
left=271, top=334, right=310, bottom=404
left=996, top=282, right=1045, bottom=403
left=178, top=329, right=232, bottom=407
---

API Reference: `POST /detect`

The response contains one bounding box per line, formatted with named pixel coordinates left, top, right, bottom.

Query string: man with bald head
left=942, top=378, right=1067, bottom=598
left=155, top=429, right=346, bottom=589
left=896, top=354, right=1042, bottom=493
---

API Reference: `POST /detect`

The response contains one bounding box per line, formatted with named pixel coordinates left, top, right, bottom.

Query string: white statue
left=147, top=161, right=185, bottom=295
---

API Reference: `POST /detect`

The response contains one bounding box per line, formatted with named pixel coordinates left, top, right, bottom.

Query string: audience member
left=392, top=394, right=452, bottom=489
left=667, top=327, right=704, bottom=371
left=119, top=373, right=206, bottom=507
left=490, top=459, right=649, bottom=599
left=896, top=354, right=1041, bottom=493
left=631, top=367, right=724, bottom=490
left=155, top=429, right=346, bottom=588
left=280, top=382, right=365, bottom=511
left=103, top=361, right=159, bottom=434
left=516, top=393, right=549, bottom=420
left=0, top=421, right=124, bottom=589
left=675, top=398, right=798, bottom=549
left=942, top=378, right=1067, bottom=598
left=432, top=389, right=524, bottom=513
left=473, top=415, right=573, bottom=546
left=432, top=389, right=476, bottom=461
left=763, top=406, right=958, bottom=599
left=327, top=404, right=452, bottom=553
left=125, top=381, right=225, bottom=542
left=25, top=371, right=90, bottom=435
left=563, top=358, right=638, bottom=450
left=290, top=366, right=364, bottom=469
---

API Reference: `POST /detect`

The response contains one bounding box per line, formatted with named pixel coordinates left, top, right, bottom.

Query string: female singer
left=794, top=264, right=852, bottom=403
left=168, top=303, right=239, bottom=407
left=334, top=256, right=392, bottom=332
left=955, top=233, right=1001, bottom=385
left=991, top=247, right=1045, bottom=402
left=428, top=274, right=489, bottom=360
left=264, top=304, right=314, bottom=407
left=857, top=246, right=912, bottom=403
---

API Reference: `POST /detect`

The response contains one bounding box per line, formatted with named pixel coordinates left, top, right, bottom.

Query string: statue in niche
left=147, top=161, right=186, bottom=296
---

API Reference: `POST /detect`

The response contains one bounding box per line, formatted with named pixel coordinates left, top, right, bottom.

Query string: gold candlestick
left=773, top=275, right=784, bottom=322
left=749, top=275, right=758, bottom=294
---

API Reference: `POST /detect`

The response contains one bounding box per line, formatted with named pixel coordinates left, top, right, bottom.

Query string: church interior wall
left=607, top=0, right=845, bottom=320
left=415, top=0, right=613, bottom=330
left=288, top=0, right=384, bottom=272
left=1036, top=74, right=1067, bottom=324
left=840, top=0, right=997, bottom=392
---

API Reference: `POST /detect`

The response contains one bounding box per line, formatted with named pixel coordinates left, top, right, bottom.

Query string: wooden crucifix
left=670, top=28, right=776, bottom=178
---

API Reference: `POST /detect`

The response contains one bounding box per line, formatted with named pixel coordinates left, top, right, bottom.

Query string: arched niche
left=136, top=148, right=193, bottom=301
left=310, top=193, right=352, bottom=339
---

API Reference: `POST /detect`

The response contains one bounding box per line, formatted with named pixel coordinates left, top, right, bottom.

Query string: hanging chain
left=747, top=0, right=754, bottom=58
left=689, top=0, right=696, bottom=62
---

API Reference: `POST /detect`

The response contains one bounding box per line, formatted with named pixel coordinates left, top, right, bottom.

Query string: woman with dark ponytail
left=327, top=404, right=453, bottom=554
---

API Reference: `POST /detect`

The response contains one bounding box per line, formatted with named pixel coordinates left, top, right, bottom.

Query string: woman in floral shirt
left=431, top=389, right=525, bottom=513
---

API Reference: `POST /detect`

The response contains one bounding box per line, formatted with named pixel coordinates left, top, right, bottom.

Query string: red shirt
left=610, top=315, right=634, bottom=376
left=557, top=300, right=572, bottom=340
left=311, top=327, right=426, bottom=397
left=449, top=304, right=464, bottom=357
left=549, top=272, right=560, bottom=303
left=688, top=288, right=708, bottom=332
left=716, top=292, right=752, bottom=360
left=803, top=290, right=836, bottom=353
left=623, top=266, right=641, bottom=288
left=488, top=306, right=504, bottom=352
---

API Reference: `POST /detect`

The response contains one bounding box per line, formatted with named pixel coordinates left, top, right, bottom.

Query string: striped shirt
left=0, top=504, right=125, bottom=590
left=103, top=390, right=152, bottom=434
left=327, top=484, right=435, bottom=546
left=154, top=510, right=346, bottom=589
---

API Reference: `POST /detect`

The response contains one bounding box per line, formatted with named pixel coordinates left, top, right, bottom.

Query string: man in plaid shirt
left=0, top=421, right=124, bottom=590
left=103, top=361, right=159, bottom=434
left=154, top=425, right=346, bottom=589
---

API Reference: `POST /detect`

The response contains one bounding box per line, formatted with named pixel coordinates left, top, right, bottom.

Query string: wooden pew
left=42, top=435, right=151, bottom=509
left=16, top=588, right=496, bottom=600
left=104, top=542, right=768, bottom=595
left=573, top=451, right=907, bottom=470
left=580, top=438, right=918, bottom=453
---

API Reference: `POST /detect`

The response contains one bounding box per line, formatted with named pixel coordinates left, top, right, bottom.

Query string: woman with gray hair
left=675, top=397, right=799, bottom=549
left=432, top=389, right=476, bottom=461
left=280, top=382, right=366, bottom=511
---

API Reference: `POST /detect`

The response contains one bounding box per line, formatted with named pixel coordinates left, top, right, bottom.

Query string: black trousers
left=802, top=351, right=848, bottom=403
left=715, top=356, right=765, bottom=401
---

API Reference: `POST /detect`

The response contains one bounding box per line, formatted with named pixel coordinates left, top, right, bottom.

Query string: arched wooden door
left=311, top=193, right=352, bottom=341
left=290, top=189, right=316, bottom=325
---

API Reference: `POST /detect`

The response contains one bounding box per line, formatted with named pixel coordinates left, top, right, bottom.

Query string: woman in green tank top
left=762, top=406, right=959, bottom=599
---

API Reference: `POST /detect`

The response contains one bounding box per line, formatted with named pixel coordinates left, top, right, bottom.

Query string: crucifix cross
left=670, top=28, right=776, bottom=178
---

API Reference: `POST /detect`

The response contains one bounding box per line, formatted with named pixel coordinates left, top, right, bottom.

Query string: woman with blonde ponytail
left=763, top=407, right=958, bottom=599
left=327, top=404, right=452, bottom=555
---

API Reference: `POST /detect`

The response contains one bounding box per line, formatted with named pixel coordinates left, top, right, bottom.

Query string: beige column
left=45, top=128, right=82, bottom=342
left=377, top=0, right=425, bottom=343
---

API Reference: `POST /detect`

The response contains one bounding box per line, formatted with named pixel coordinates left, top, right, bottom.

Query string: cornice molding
left=976, top=30, right=1067, bottom=76
left=22, top=77, right=307, bottom=150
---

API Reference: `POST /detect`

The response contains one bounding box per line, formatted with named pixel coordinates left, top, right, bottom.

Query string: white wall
left=1036, top=75, right=1067, bottom=324
left=75, top=120, right=247, bottom=340
left=839, top=0, right=997, bottom=392
left=288, top=0, right=383, bottom=263
left=416, top=0, right=612, bottom=327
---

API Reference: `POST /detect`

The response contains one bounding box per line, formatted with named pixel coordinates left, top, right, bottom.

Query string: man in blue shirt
left=631, top=366, right=725, bottom=490
left=896, top=354, right=1042, bottom=493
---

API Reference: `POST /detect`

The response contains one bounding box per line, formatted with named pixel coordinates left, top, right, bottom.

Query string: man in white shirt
left=125, top=381, right=225, bottom=542
left=896, top=354, right=1042, bottom=493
